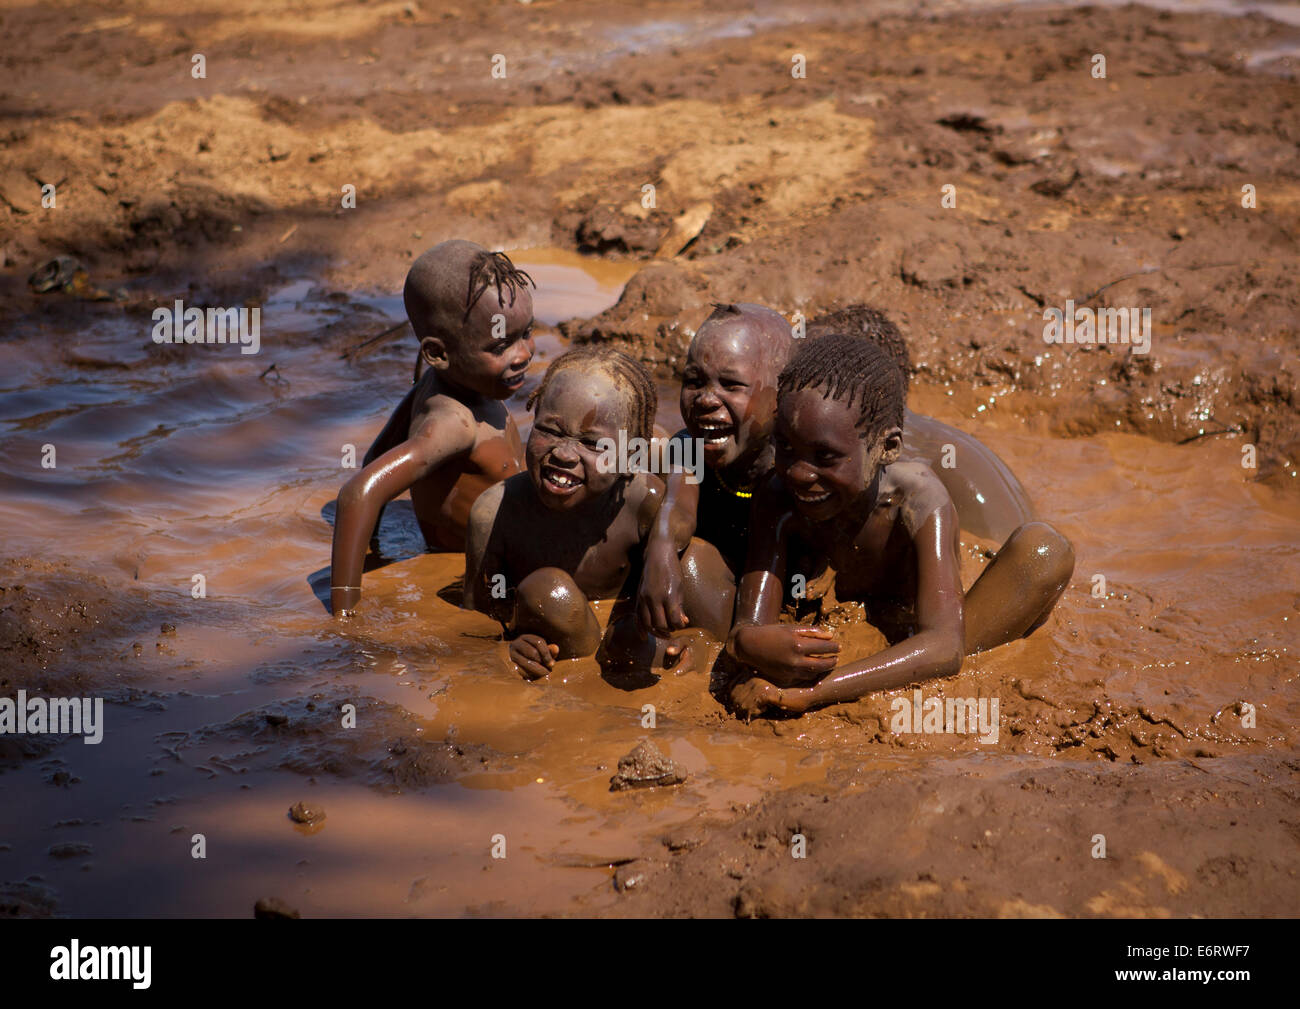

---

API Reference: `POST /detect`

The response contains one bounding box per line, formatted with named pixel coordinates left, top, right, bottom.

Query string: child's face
left=526, top=369, right=626, bottom=510
left=680, top=322, right=782, bottom=470
left=773, top=388, right=897, bottom=522
left=442, top=287, right=536, bottom=398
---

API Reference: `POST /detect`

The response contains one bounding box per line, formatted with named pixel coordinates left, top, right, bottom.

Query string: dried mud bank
left=1, top=0, right=1298, bottom=917
left=3, top=1, right=1297, bottom=480
left=605, top=753, right=1300, bottom=918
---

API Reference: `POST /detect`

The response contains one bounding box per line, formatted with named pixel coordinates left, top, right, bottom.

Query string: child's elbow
left=337, top=471, right=371, bottom=512
left=933, top=633, right=964, bottom=678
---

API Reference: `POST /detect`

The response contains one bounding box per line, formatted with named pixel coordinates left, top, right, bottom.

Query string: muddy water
left=1, top=251, right=1297, bottom=917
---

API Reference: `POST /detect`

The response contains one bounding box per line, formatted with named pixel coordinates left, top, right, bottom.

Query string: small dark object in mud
left=609, top=740, right=687, bottom=792
left=613, top=863, right=647, bottom=892
left=287, top=801, right=325, bottom=825
left=28, top=256, right=84, bottom=293
left=160, top=622, right=176, bottom=635
left=47, top=842, right=93, bottom=859
left=265, top=711, right=289, bottom=727
left=254, top=897, right=300, bottom=919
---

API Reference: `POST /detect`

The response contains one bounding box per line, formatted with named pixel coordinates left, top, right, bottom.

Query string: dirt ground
left=1, top=0, right=1298, bottom=918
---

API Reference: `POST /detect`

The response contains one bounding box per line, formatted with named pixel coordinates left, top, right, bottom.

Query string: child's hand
left=636, top=543, right=689, bottom=638
left=732, top=625, right=839, bottom=684
left=729, top=677, right=782, bottom=719
left=509, top=634, right=559, bottom=680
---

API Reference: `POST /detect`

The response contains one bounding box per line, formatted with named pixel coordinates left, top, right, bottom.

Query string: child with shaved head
left=636, top=302, right=795, bottom=642
left=727, top=333, right=1075, bottom=718
left=329, top=240, right=535, bottom=616
left=637, top=301, right=1046, bottom=644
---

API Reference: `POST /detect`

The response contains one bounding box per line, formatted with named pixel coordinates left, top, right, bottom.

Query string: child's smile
left=680, top=326, right=779, bottom=470
left=775, top=389, right=876, bottom=521
left=526, top=370, right=625, bottom=510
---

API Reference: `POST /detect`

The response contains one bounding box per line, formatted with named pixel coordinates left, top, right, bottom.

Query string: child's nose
left=550, top=440, right=580, bottom=464
left=786, top=459, right=817, bottom=484
left=512, top=336, right=534, bottom=366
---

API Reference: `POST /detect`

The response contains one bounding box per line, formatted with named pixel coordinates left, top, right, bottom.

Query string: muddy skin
left=806, top=305, right=1037, bottom=543
left=2, top=0, right=1297, bottom=922
left=329, top=242, right=536, bottom=616
left=641, top=303, right=1043, bottom=636
left=638, top=305, right=793, bottom=638
left=465, top=364, right=680, bottom=680
left=728, top=377, right=1075, bottom=718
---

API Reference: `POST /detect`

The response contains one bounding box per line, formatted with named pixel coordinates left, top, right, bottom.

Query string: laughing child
left=636, top=301, right=1038, bottom=641
left=725, top=332, right=1075, bottom=717
left=464, top=347, right=697, bottom=680
left=329, top=240, right=535, bottom=616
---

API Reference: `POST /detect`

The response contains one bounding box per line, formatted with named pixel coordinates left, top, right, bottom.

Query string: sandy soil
left=1, top=0, right=1298, bottom=917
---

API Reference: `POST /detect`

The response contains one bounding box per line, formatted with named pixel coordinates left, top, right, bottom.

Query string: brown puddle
left=0, top=249, right=1297, bottom=917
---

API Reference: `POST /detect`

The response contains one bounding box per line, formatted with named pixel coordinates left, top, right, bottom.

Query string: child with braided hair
left=464, top=346, right=696, bottom=679
left=726, top=332, right=1075, bottom=718
left=636, top=301, right=1041, bottom=646
left=329, top=240, right=536, bottom=616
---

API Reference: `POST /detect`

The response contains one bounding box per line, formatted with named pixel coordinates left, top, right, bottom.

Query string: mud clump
left=0, top=880, right=59, bottom=918
left=287, top=802, right=325, bottom=826
left=254, top=897, right=301, bottom=919
left=609, top=740, right=687, bottom=792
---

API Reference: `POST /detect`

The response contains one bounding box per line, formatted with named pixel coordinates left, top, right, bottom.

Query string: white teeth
left=545, top=468, right=579, bottom=489
left=795, top=490, right=832, bottom=504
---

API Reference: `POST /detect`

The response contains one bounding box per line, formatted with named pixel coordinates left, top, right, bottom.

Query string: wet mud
left=1, top=0, right=1297, bottom=917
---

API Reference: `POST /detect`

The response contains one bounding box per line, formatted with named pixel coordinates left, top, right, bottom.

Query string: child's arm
left=329, top=404, right=476, bottom=615
left=463, top=482, right=510, bottom=622
left=363, top=385, right=417, bottom=467
left=635, top=436, right=699, bottom=636
left=756, top=502, right=966, bottom=715
left=724, top=486, right=841, bottom=682
left=357, top=386, right=418, bottom=550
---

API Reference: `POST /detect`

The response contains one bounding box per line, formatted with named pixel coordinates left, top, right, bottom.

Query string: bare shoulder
left=410, top=389, right=478, bottom=449
left=629, top=471, right=666, bottom=527
left=885, top=461, right=954, bottom=536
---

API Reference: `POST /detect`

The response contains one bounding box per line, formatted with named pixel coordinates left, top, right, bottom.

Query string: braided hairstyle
left=807, top=305, right=910, bottom=394
left=778, top=332, right=905, bottom=437
left=527, top=346, right=657, bottom=443
left=464, top=250, right=535, bottom=321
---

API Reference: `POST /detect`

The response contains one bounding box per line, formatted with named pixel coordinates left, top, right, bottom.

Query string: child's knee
left=679, top=539, right=737, bottom=637
left=1006, top=521, right=1075, bottom=591
left=514, top=567, right=589, bottom=634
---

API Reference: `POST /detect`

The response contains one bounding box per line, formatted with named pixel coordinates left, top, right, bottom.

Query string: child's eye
left=816, top=451, right=840, bottom=466
left=722, top=381, right=747, bottom=391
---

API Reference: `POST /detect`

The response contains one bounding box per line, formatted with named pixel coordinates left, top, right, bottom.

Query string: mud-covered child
left=727, top=331, right=1076, bottom=717
left=636, top=302, right=1037, bottom=641
left=329, top=240, right=536, bottom=616
left=464, top=347, right=702, bottom=679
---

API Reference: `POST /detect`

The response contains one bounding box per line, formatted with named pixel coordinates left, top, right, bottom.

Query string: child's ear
left=419, top=336, right=449, bottom=371
left=877, top=426, right=903, bottom=466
